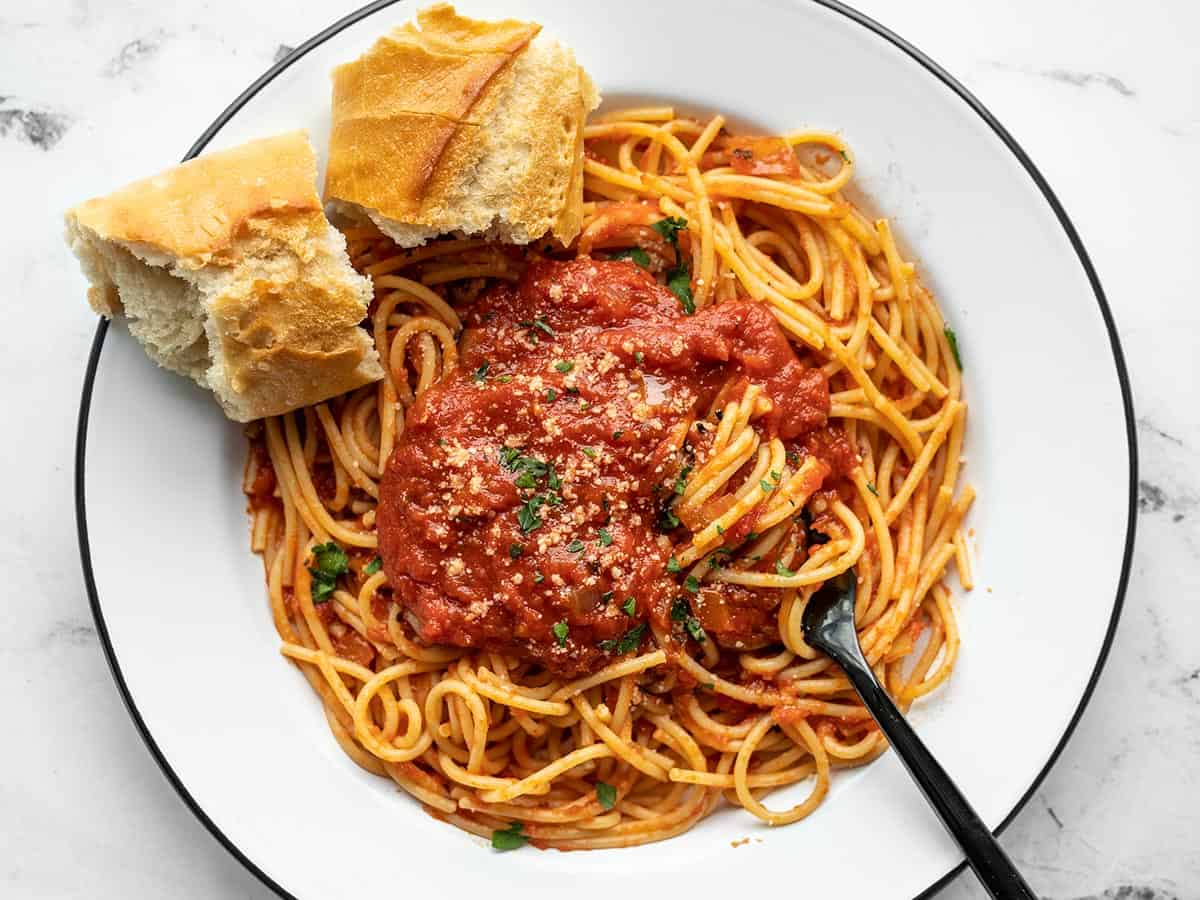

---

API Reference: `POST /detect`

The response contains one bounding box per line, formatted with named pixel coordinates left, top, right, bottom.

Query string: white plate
left=75, top=1, right=1136, bottom=897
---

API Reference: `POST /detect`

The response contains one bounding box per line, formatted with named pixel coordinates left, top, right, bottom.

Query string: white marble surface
left=2, top=1, right=1197, bottom=897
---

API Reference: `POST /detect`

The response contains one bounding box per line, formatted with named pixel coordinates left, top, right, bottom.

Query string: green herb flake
left=364, top=556, right=383, bottom=576
left=566, top=539, right=586, bottom=554
left=534, top=571, right=545, bottom=584
left=867, top=482, right=879, bottom=497
left=532, top=318, right=555, bottom=337
left=472, top=361, right=490, bottom=383
left=554, top=360, right=575, bottom=374
left=517, top=496, right=546, bottom=533
left=552, top=621, right=569, bottom=647
left=621, top=596, right=636, bottom=616
left=616, top=623, right=646, bottom=654
left=598, top=527, right=614, bottom=547
left=612, top=430, right=624, bottom=441
left=509, top=544, right=524, bottom=560
left=610, top=247, right=651, bottom=268
left=666, top=555, right=682, bottom=574
left=651, top=216, right=688, bottom=245
left=494, top=374, right=513, bottom=384
left=943, top=326, right=963, bottom=370
left=667, top=265, right=696, bottom=315
left=838, top=149, right=850, bottom=163
left=491, top=822, right=527, bottom=851
left=546, top=388, right=558, bottom=402
left=658, top=506, right=681, bottom=532
left=634, top=351, right=645, bottom=365
left=684, top=575, right=700, bottom=594
left=673, top=465, right=693, bottom=496
left=760, top=479, right=774, bottom=493
left=596, top=781, right=618, bottom=810
left=670, top=598, right=705, bottom=642
left=582, top=446, right=597, bottom=459
left=770, top=470, right=782, bottom=482
left=775, top=560, right=797, bottom=578
left=308, top=542, right=349, bottom=603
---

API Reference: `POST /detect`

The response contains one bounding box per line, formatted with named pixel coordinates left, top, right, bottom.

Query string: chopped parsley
left=546, top=388, right=558, bottom=402
left=666, top=555, right=681, bottom=574
left=598, top=527, right=614, bottom=547
left=518, top=496, right=546, bottom=533
left=651, top=217, right=694, bottom=314
left=671, top=597, right=706, bottom=642
left=308, top=542, right=349, bottom=603
left=610, top=247, right=651, bottom=268
left=760, top=479, right=774, bottom=493
left=612, top=430, right=624, bottom=440
left=600, top=623, right=646, bottom=654
left=494, top=374, right=513, bottom=384
left=867, top=482, right=879, bottom=497
left=582, top=446, right=597, bottom=459
left=838, top=149, right=850, bottom=163
left=634, top=351, right=645, bottom=365
left=666, top=264, right=695, bottom=315
left=509, top=544, right=524, bottom=559
left=673, top=465, right=692, bottom=496
left=552, top=621, right=569, bottom=647
left=520, top=317, right=555, bottom=338
left=566, top=539, right=586, bottom=554
left=472, top=361, right=490, bottom=383
left=600, top=590, right=615, bottom=605
left=943, top=326, right=963, bottom=370
left=554, top=360, right=575, bottom=374
left=363, top=556, right=383, bottom=576
left=652, top=216, right=688, bottom=245
left=547, top=466, right=561, bottom=491
left=775, top=560, right=797, bottom=578
left=770, top=470, right=781, bottom=482
left=596, top=781, right=618, bottom=810
left=621, top=596, right=636, bottom=616
left=533, top=571, right=545, bottom=584
left=657, top=506, right=681, bottom=532
left=491, top=822, right=527, bottom=851
left=684, top=575, right=700, bottom=594
left=786, top=450, right=800, bottom=465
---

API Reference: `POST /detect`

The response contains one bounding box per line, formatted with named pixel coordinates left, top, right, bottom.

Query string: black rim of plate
left=73, top=1, right=1138, bottom=897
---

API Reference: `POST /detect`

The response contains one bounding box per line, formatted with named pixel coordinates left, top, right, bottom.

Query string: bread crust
left=71, top=131, right=323, bottom=269
left=325, top=4, right=598, bottom=247
left=66, top=132, right=383, bottom=422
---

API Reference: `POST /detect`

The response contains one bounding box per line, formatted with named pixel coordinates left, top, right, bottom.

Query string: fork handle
left=834, top=647, right=1037, bottom=900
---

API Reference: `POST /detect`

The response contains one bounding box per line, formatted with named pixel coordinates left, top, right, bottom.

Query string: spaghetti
left=244, top=108, right=973, bottom=849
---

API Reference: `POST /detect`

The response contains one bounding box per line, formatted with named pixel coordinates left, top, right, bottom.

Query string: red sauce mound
left=377, top=258, right=839, bottom=675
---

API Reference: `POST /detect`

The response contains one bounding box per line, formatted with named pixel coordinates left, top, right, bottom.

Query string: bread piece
left=66, top=131, right=384, bottom=422
left=326, top=3, right=600, bottom=249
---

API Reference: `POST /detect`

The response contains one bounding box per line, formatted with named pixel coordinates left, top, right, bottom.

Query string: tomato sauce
left=377, top=258, right=847, bottom=675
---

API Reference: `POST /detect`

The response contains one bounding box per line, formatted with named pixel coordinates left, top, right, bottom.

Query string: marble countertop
left=3, top=1, right=1197, bottom=897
